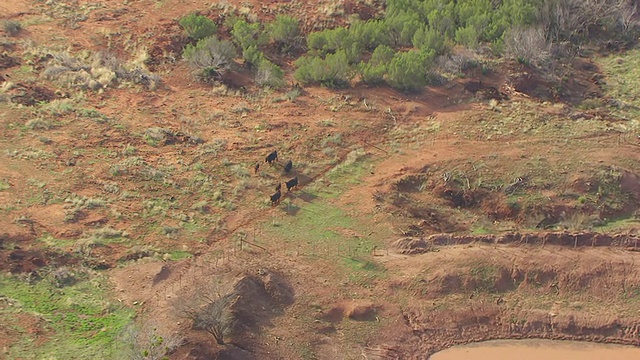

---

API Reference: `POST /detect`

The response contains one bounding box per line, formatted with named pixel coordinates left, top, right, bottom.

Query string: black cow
left=254, top=163, right=260, bottom=174
left=270, top=190, right=282, bottom=206
left=285, top=177, right=298, bottom=192
left=265, top=150, right=278, bottom=164
left=275, top=183, right=282, bottom=192
left=284, top=160, right=293, bottom=173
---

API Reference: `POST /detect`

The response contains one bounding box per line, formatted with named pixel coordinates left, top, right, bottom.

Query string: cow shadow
left=279, top=201, right=301, bottom=216
left=296, top=190, right=317, bottom=203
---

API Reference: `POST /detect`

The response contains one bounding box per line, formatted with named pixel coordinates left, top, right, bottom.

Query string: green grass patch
left=594, top=216, right=640, bottom=232
left=0, top=179, right=9, bottom=191
left=0, top=272, right=134, bottom=359
left=596, top=49, right=640, bottom=122
left=166, top=250, right=193, bottom=260
left=37, top=233, right=76, bottom=248
left=469, top=262, right=500, bottom=293
left=309, top=148, right=372, bottom=197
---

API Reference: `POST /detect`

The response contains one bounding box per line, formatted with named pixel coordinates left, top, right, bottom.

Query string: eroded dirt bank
left=382, top=241, right=640, bottom=359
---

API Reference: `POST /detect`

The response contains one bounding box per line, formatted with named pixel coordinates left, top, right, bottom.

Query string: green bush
left=183, top=36, right=237, bottom=80
left=306, top=27, right=363, bottom=63
left=232, top=20, right=267, bottom=51
left=426, top=2, right=456, bottom=39
left=412, top=25, right=448, bottom=55
left=294, top=50, right=354, bottom=88
left=358, top=45, right=395, bottom=85
left=349, top=20, right=391, bottom=51
left=254, top=59, right=285, bottom=88
left=242, top=45, right=265, bottom=67
left=387, top=49, right=434, bottom=92
left=179, top=13, right=218, bottom=40
left=266, top=15, right=301, bottom=53
left=455, top=25, right=479, bottom=49
left=384, top=12, right=420, bottom=46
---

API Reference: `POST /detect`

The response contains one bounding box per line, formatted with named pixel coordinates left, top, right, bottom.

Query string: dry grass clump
left=42, top=51, right=160, bottom=90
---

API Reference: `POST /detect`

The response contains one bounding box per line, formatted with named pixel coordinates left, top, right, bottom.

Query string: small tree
left=183, top=36, right=237, bottom=80
left=171, top=278, right=237, bottom=346
left=266, top=15, right=301, bottom=53
left=179, top=14, right=218, bottom=40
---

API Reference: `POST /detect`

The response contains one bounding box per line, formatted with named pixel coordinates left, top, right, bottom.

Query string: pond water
left=429, top=339, right=640, bottom=360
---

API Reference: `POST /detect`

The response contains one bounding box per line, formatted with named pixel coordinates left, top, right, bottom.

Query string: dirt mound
left=433, top=184, right=487, bottom=208
left=620, top=170, right=640, bottom=200
left=321, top=300, right=378, bottom=322
left=8, top=83, right=59, bottom=106
left=0, top=53, right=19, bottom=70
left=392, top=237, right=432, bottom=255
left=0, top=233, right=79, bottom=273
left=231, top=269, right=294, bottom=332
left=402, top=304, right=640, bottom=357
left=463, top=80, right=507, bottom=100
left=420, top=231, right=640, bottom=248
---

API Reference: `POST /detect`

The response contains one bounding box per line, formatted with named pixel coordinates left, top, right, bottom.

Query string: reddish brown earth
left=2, top=0, right=640, bottom=359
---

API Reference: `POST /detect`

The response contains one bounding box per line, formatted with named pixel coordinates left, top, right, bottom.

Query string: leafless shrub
left=504, top=26, right=552, bottom=67
left=538, top=0, right=640, bottom=42
left=121, top=321, right=184, bottom=360
left=171, top=278, right=237, bottom=345
left=435, top=49, right=479, bottom=75
left=617, top=0, right=639, bottom=36
left=49, top=266, right=77, bottom=288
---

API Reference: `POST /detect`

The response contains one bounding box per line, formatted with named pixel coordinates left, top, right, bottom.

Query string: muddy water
left=429, top=339, right=640, bottom=360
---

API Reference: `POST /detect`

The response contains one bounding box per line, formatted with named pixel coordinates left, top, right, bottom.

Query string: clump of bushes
left=42, top=51, right=160, bottom=90
left=294, top=50, right=354, bottom=88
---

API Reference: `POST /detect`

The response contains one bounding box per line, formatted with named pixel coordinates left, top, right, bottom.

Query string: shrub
left=183, top=36, right=237, bottom=80
left=349, top=19, right=391, bottom=51
left=179, top=13, right=218, bottom=40
left=294, top=50, right=354, bottom=88
left=306, top=27, right=363, bottom=63
left=2, top=20, right=22, bottom=36
left=242, top=45, right=264, bottom=67
left=232, top=19, right=267, bottom=51
left=358, top=44, right=395, bottom=85
left=266, top=15, right=301, bottom=53
left=387, top=49, right=434, bottom=92
left=413, top=25, right=449, bottom=55
left=384, top=11, right=421, bottom=46
left=455, top=25, right=479, bottom=49
left=503, top=26, right=550, bottom=67
left=426, top=2, right=456, bottom=38
left=254, top=59, right=285, bottom=88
